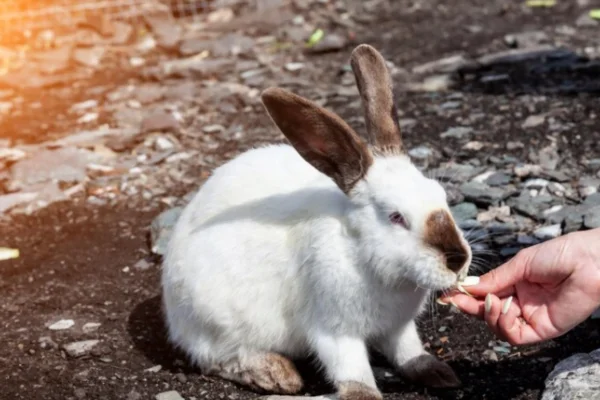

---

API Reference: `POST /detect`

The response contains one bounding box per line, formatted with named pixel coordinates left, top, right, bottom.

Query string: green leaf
left=526, top=0, right=556, bottom=7
left=306, top=29, right=325, bottom=47
left=590, top=9, right=600, bottom=19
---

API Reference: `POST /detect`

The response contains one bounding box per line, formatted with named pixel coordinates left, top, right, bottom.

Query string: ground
left=1, top=1, right=600, bottom=400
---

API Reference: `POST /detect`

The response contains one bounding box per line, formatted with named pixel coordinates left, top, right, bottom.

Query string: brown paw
left=338, top=381, right=382, bottom=400
left=246, top=353, right=304, bottom=394
left=400, top=354, right=461, bottom=388
left=209, top=352, right=303, bottom=395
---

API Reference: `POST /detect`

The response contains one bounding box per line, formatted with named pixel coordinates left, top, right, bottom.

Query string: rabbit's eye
left=389, top=212, right=409, bottom=229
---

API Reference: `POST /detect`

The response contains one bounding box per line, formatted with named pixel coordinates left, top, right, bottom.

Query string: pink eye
left=389, top=212, right=409, bottom=229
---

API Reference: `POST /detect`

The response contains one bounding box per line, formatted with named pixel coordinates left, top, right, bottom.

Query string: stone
left=411, top=54, right=469, bottom=75
left=11, top=148, right=102, bottom=187
left=460, top=182, right=507, bottom=206
left=73, top=47, right=106, bottom=68
left=82, top=322, right=101, bottom=333
left=477, top=206, right=511, bottom=223
left=0, top=192, right=38, bottom=214
left=432, top=163, right=481, bottom=183
left=508, top=194, right=547, bottom=220
left=524, top=178, right=550, bottom=189
left=48, top=319, right=75, bottom=331
left=534, top=224, right=562, bottom=240
left=160, top=57, right=235, bottom=79
left=504, top=31, right=549, bottom=48
left=583, top=206, right=600, bottom=229
left=155, top=391, right=185, bottom=400
left=522, top=114, right=546, bottom=128
left=451, top=203, right=478, bottom=223
left=134, top=258, right=153, bottom=270
left=305, top=33, right=348, bottom=53
left=62, top=340, right=100, bottom=358
left=483, top=349, right=499, bottom=362
left=576, top=12, right=599, bottom=27
left=541, top=349, right=600, bottom=400
left=150, top=207, right=183, bottom=255
left=515, top=164, right=543, bottom=178
left=144, top=15, right=182, bottom=50
left=440, top=126, right=473, bottom=139
left=408, top=146, right=433, bottom=160
left=141, top=112, right=180, bottom=133
left=485, top=172, right=512, bottom=186
left=537, top=145, right=560, bottom=171
left=584, top=192, right=600, bottom=206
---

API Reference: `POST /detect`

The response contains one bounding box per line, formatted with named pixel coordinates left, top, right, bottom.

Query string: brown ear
left=350, top=44, right=403, bottom=154
left=261, top=87, right=373, bottom=194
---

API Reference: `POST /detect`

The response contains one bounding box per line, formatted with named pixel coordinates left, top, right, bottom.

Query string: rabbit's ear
left=350, top=44, right=403, bottom=154
left=261, top=87, right=373, bottom=194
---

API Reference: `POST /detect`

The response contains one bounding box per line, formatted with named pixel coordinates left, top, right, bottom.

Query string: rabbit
left=161, top=44, right=472, bottom=400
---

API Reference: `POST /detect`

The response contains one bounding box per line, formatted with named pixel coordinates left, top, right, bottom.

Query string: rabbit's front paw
left=338, top=381, right=382, bottom=400
left=400, top=354, right=461, bottom=388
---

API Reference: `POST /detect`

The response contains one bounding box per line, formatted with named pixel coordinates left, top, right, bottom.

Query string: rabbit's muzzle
left=423, top=210, right=471, bottom=273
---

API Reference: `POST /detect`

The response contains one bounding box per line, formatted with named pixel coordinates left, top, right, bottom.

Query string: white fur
left=161, top=143, right=471, bottom=389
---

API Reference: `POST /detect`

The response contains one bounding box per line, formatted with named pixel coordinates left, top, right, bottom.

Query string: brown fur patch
left=208, top=352, right=303, bottom=395
left=350, top=44, right=403, bottom=154
left=338, top=381, right=383, bottom=400
left=261, top=87, right=373, bottom=194
left=424, top=210, right=469, bottom=272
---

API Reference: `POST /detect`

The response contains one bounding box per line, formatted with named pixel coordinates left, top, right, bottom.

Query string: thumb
left=466, top=248, right=531, bottom=298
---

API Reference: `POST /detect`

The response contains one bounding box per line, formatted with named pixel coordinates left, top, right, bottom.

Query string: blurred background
left=0, top=1, right=600, bottom=400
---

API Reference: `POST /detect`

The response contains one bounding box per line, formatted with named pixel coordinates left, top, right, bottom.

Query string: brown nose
left=423, top=210, right=470, bottom=273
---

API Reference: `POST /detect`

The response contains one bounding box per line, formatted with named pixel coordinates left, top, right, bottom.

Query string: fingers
left=440, top=293, right=485, bottom=318
left=463, top=249, right=533, bottom=298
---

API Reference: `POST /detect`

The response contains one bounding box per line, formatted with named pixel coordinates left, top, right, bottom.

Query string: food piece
left=459, top=276, right=480, bottom=287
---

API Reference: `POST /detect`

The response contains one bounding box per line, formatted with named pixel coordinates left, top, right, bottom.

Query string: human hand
left=442, top=229, right=600, bottom=345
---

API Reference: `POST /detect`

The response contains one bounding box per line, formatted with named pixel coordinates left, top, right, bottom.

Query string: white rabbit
left=161, top=44, right=472, bottom=400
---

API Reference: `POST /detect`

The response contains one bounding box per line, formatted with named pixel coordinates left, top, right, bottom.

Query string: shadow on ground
left=128, top=292, right=600, bottom=400
left=453, top=47, right=600, bottom=96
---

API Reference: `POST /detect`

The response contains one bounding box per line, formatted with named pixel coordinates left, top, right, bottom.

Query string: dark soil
left=2, top=1, right=600, bottom=400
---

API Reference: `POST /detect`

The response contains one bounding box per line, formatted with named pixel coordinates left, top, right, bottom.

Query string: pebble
left=533, top=224, right=562, bottom=240
left=522, top=114, right=545, bottom=128
left=145, top=365, right=162, bottom=373
left=134, top=258, right=153, bottom=270
left=583, top=206, right=600, bottom=229
left=82, top=322, right=101, bottom=333
left=408, top=146, right=433, bottom=160
left=155, top=391, right=185, bottom=400
left=48, top=319, right=75, bottom=331
left=485, top=172, right=512, bottom=186
left=451, top=202, right=479, bottom=222
left=483, top=349, right=499, bottom=362
left=203, top=124, right=225, bottom=133
left=440, top=126, right=473, bottom=139
left=62, top=340, right=100, bottom=358
left=460, top=181, right=507, bottom=206
left=541, top=349, right=600, bottom=400
left=141, top=112, right=180, bottom=133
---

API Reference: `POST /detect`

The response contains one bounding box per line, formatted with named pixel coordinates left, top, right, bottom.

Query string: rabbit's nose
left=423, top=210, right=470, bottom=273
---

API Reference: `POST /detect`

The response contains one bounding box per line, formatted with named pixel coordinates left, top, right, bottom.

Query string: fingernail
left=436, top=298, right=450, bottom=306
left=484, top=294, right=492, bottom=314
left=460, top=276, right=480, bottom=287
left=502, top=296, right=513, bottom=315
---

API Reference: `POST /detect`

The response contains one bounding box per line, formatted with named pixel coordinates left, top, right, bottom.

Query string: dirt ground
left=2, top=1, right=600, bottom=400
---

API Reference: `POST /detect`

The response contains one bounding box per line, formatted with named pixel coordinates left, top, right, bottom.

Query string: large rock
left=541, top=349, right=600, bottom=400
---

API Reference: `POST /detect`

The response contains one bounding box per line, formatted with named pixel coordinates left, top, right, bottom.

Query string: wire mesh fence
left=0, top=0, right=216, bottom=45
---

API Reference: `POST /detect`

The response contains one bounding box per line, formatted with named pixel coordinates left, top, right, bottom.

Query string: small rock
left=460, top=182, right=507, bottom=206
left=73, top=46, right=106, bottom=68
left=432, top=163, right=481, bottom=183
left=284, top=62, right=304, bottom=72
left=477, top=205, right=511, bottom=223
left=74, top=388, right=86, bottom=399
left=154, top=136, right=175, bottom=151
left=155, top=391, right=185, bottom=400
left=145, top=365, right=162, bottom=373
left=485, top=172, right=512, bottom=186
left=440, top=126, right=473, bottom=139
left=524, top=178, right=550, bottom=189
left=62, top=340, right=100, bottom=358
left=48, top=319, right=75, bottom=331
left=0, top=192, right=38, bottom=214
left=306, top=33, right=348, bottom=53
left=82, top=322, right=101, bottom=333
left=39, top=336, right=59, bottom=350
left=522, top=115, right=546, bottom=129
left=541, top=349, right=600, bottom=400
left=483, top=349, right=499, bottom=362
left=576, top=12, right=599, bottom=27
left=128, top=391, right=142, bottom=400
left=144, top=15, right=182, bottom=50
left=515, top=164, right=543, bottom=178
left=504, top=31, right=549, bottom=48
left=408, top=146, right=433, bottom=160
left=151, top=207, right=183, bottom=255
left=584, top=193, right=600, bottom=206
left=411, top=54, right=468, bottom=75
left=450, top=203, right=479, bottom=223
left=134, top=258, right=153, bottom=270
left=141, top=112, right=180, bottom=133
left=534, top=224, right=562, bottom=240
left=203, top=124, right=225, bottom=133
left=537, top=145, right=561, bottom=171
left=583, top=206, right=600, bottom=229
